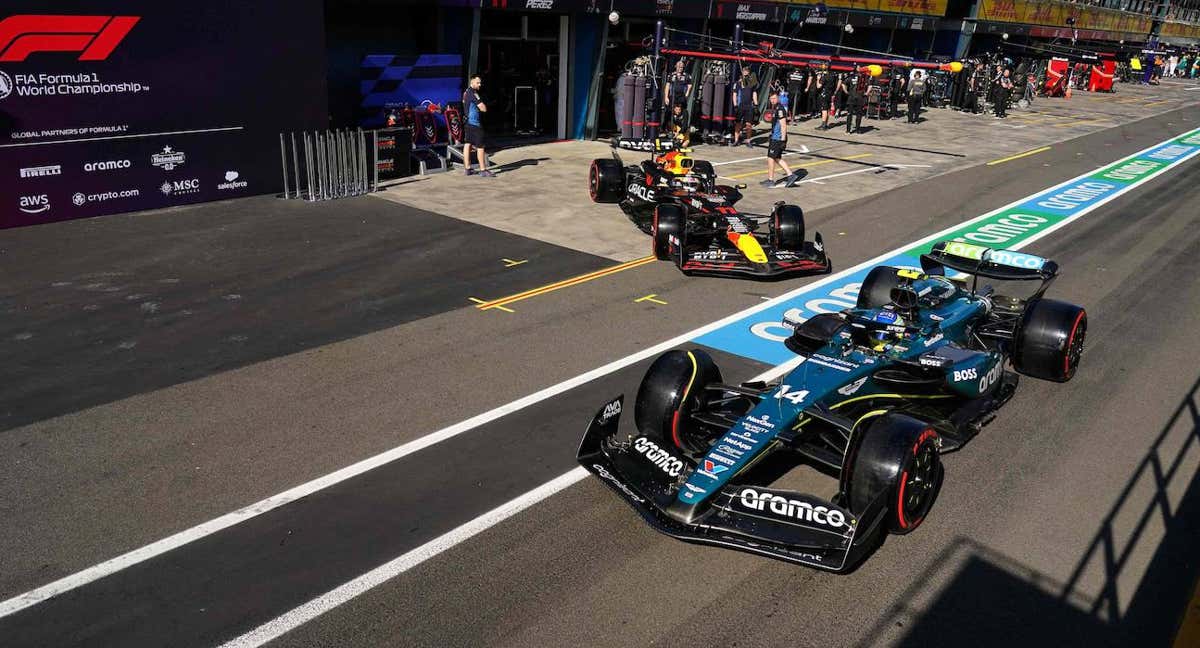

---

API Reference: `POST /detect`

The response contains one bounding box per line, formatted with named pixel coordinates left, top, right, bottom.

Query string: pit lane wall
left=695, top=129, right=1200, bottom=365
left=0, top=1, right=328, bottom=229
left=975, top=0, right=1154, bottom=43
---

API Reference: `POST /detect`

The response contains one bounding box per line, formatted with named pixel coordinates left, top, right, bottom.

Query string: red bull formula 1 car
left=588, top=142, right=830, bottom=280
left=578, top=242, right=1088, bottom=571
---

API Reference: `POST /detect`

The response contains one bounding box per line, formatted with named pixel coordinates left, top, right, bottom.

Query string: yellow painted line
left=474, top=255, right=656, bottom=311
left=635, top=294, right=668, bottom=305
left=1144, top=99, right=1172, bottom=107
left=1174, top=574, right=1200, bottom=648
left=501, top=258, right=528, bottom=267
left=469, top=297, right=513, bottom=313
left=726, top=153, right=874, bottom=179
left=986, top=146, right=1051, bottom=166
left=1051, top=119, right=1110, bottom=129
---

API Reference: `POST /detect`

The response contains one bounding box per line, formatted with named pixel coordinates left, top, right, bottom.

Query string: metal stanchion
left=318, top=132, right=328, bottom=200
left=325, top=130, right=334, bottom=199
left=334, top=130, right=342, bottom=198
left=350, top=129, right=360, bottom=194
left=304, top=132, right=314, bottom=201
left=372, top=130, right=379, bottom=192
left=279, top=133, right=289, bottom=199
left=340, top=127, right=350, bottom=194
left=290, top=132, right=300, bottom=200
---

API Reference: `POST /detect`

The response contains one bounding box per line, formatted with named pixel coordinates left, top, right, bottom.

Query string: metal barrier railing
left=278, top=129, right=376, bottom=201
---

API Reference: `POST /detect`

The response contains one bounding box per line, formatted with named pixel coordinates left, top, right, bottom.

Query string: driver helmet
left=870, top=308, right=905, bottom=346
left=660, top=150, right=694, bottom=176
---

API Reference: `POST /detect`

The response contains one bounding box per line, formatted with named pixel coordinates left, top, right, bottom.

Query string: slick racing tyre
left=1013, top=299, right=1087, bottom=382
left=856, top=266, right=902, bottom=309
left=771, top=205, right=806, bottom=251
left=652, top=204, right=686, bottom=261
left=846, top=413, right=941, bottom=535
left=692, top=160, right=716, bottom=191
left=589, top=158, right=625, bottom=203
left=635, top=349, right=723, bottom=457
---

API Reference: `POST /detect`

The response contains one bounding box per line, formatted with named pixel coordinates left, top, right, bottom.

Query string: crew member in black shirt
left=731, top=66, right=758, bottom=148
left=843, top=67, right=865, bottom=134
left=665, top=102, right=691, bottom=145
left=664, top=59, right=693, bottom=109
left=786, top=66, right=807, bottom=120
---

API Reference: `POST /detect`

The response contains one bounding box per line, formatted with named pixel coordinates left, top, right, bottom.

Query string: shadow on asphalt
left=855, top=374, right=1200, bottom=648
left=493, top=157, right=550, bottom=175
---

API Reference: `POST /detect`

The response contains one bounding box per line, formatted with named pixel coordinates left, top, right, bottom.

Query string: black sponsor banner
left=0, top=1, right=327, bottom=229
left=611, top=0, right=712, bottom=18
left=714, top=1, right=784, bottom=22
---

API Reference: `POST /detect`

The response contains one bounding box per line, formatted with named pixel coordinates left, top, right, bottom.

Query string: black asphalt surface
left=0, top=196, right=609, bottom=430
left=2, top=107, right=1200, bottom=648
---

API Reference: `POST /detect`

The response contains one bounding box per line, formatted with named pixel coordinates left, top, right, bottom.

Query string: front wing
left=577, top=396, right=882, bottom=572
left=679, top=237, right=831, bottom=280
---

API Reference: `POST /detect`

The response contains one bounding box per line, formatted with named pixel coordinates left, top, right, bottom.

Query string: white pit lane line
left=218, top=356, right=804, bottom=648
left=4, top=128, right=1199, bottom=636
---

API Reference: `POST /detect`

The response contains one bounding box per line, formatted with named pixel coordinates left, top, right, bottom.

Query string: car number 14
left=774, top=384, right=810, bottom=405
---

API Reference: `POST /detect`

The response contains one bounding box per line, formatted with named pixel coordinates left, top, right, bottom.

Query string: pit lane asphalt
left=3, top=106, right=1200, bottom=647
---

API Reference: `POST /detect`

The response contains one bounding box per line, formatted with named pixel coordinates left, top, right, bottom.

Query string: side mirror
left=782, top=308, right=805, bottom=330
left=735, top=183, right=748, bottom=190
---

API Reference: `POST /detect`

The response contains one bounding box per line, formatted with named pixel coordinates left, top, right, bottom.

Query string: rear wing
left=920, top=241, right=1058, bottom=281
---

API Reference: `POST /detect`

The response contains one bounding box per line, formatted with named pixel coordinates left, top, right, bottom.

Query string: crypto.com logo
left=0, top=15, right=139, bottom=62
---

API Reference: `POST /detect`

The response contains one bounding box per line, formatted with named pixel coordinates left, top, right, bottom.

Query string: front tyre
left=846, top=414, right=942, bottom=535
left=589, top=158, right=625, bottom=203
left=652, top=204, right=686, bottom=261
left=635, top=349, right=723, bottom=457
left=771, top=204, right=806, bottom=251
left=1013, top=299, right=1086, bottom=382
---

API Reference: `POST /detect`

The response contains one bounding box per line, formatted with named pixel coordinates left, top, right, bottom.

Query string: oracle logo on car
left=0, top=15, right=140, bottom=62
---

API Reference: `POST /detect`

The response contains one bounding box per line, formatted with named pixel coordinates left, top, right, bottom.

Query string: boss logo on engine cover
left=633, top=437, right=684, bottom=477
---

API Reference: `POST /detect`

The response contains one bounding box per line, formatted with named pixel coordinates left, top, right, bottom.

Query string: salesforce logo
left=217, top=170, right=248, bottom=191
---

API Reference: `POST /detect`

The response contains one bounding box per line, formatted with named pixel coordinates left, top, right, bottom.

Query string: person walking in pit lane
left=762, top=91, right=804, bottom=188
left=462, top=75, right=494, bottom=177
left=907, top=70, right=926, bottom=124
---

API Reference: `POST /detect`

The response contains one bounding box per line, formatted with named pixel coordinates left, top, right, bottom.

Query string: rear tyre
left=652, top=204, right=686, bottom=261
left=772, top=205, right=806, bottom=251
left=846, top=414, right=941, bottom=535
left=589, top=158, right=624, bottom=203
left=635, top=349, right=723, bottom=456
left=1013, top=299, right=1086, bottom=382
left=856, top=266, right=902, bottom=309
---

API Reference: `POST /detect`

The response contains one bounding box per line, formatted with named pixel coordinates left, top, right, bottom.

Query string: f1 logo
left=0, top=15, right=139, bottom=62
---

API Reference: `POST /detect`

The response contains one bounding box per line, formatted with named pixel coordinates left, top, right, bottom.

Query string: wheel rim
left=588, top=164, right=599, bottom=201
left=1064, top=314, right=1086, bottom=378
left=901, top=444, right=936, bottom=523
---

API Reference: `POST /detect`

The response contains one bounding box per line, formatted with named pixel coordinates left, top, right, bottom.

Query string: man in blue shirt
left=762, top=90, right=804, bottom=188
left=462, top=75, right=494, bottom=177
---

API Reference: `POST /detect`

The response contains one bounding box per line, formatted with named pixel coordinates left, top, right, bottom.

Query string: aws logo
left=0, top=15, right=140, bottom=62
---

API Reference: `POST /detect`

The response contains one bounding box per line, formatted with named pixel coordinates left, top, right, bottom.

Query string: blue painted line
left=692, top=128, right=1200, bottom=365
